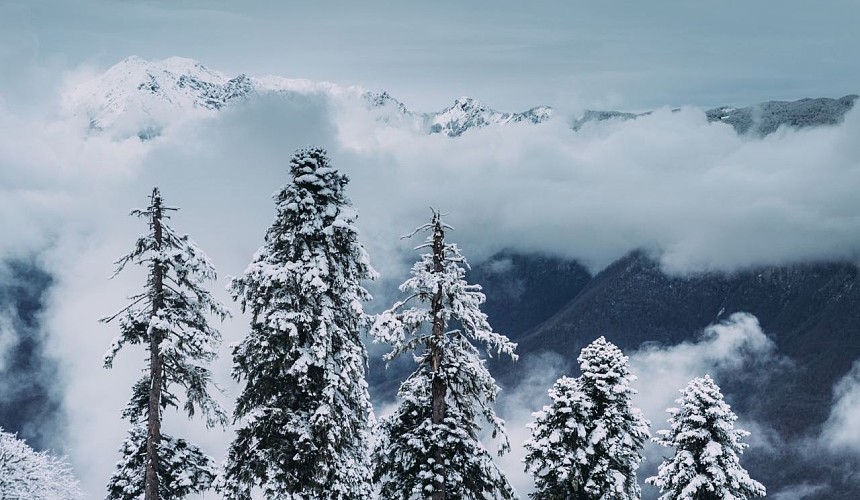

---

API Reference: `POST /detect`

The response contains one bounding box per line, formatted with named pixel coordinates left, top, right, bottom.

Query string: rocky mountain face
left=361, top=91, right=554, bottom=136
left=63, top=56, right=341, bottom=137
left=425, top=97, right=552, bottom=137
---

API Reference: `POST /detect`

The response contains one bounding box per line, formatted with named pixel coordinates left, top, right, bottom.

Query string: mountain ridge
left=64, top=56, right=857, bottom=140
left=64, top=56, right=555, bottom=138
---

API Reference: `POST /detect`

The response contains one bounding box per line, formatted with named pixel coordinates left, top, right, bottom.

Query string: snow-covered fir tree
left=524, top=336, right=649, bottom=500
left=0, top=427, right=83, bottom=500
left=220, top=147, right=377, bottom=500
left=522, top=375, right=591, bottom=499
left=371, top=211, right=518, bottom=500
left=101, top=187, right=229, bottom=500
left=646, top=375, right=766, bottom=500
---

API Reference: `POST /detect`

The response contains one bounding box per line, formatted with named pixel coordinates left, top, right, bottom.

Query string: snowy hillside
left=425, top=96, right=552, bottom=136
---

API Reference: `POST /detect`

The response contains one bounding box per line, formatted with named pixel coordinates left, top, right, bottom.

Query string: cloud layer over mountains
left=3, top=57, right=860, bottom=276
left=0, top=58, right=859, bottom=494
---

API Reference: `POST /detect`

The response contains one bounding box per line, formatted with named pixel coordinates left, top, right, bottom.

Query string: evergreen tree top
left=289, top=146, right=349, bottom=194
left=241, top=147, right=375, bottom=291
left=656, top=375, right=748, bottom=452
left=373, top=210, right=517, bottom=363
left=107, top=187, right=225, bottom=300
left=578, top=336, right=636, bottom=400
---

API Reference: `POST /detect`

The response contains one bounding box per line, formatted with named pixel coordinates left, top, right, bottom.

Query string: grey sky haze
left=2, top=0, right=858, bottom=111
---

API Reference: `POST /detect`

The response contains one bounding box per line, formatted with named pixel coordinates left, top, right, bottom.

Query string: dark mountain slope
left=467, top=251, right=593, bottom=339
left=511, top=251, right=860, bottom=434
left=0, top=260, right=62, bottom=450
left=481, top=250, right=860, bottom=499
left=706, top=94, right=858, bottom=137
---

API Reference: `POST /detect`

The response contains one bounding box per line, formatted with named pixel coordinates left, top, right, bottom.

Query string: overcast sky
left=2, top=0, right=859, bottom=111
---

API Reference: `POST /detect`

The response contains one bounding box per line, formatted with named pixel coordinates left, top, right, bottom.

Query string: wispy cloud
left=821, top=361, right=860, bottom=454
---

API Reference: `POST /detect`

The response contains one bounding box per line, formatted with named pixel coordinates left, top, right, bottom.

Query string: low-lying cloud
left=821, top=361, right=860, bottom=454
left=628, top=312, right=782, bottom=424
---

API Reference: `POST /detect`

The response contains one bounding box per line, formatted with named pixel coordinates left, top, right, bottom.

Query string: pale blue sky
left=2, top=0, right=858, bottom=111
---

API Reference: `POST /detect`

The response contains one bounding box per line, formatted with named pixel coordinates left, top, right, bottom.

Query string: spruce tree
left=524, top=336, right=649, bottom=500
left=220, top=147, right=376, bottom=499
left=371, top=211, right=518, bottom=500
left=102, top=187, right=229, bottom=500
left=522, top=376, right=591, bottom=499
left=646, top=375, right=766, bottom=500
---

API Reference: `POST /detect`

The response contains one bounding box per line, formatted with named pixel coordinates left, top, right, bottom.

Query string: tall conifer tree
left=220, top=147, right=376, bottom=499
left=102, top=187, right=229, bottom=500
left=372, top=211, right=518, bottom=500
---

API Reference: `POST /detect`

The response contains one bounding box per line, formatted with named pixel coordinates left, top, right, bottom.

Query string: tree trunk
left=429, top=213, right=447, bottom=500
left=145, top=189, right=164, bottom=500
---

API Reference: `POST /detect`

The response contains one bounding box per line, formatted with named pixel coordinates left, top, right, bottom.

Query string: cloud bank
left=0, top=61, right=859, bottom=496
left=333, top=99, right=860, bottom=274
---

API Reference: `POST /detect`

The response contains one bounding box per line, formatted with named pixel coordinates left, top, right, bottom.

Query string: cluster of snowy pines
left=523, top=341, right=766, bottom=500
left=0, top=146, right=766, bottom=500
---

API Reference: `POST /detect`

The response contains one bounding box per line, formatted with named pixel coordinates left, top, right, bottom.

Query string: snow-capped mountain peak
left=428, top=96, right=553, bottom=137
left=63, top=56, right=352, bottom=135
left=62, top=56, right=556, bottom=140
left=63, top=56, right=250, bottom=135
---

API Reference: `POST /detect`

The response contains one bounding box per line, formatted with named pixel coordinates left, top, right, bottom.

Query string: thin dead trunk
left=145, top=189, right=164, bottom=500
left=430, top=214, right=447, bottom=500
